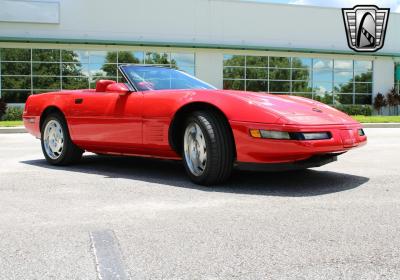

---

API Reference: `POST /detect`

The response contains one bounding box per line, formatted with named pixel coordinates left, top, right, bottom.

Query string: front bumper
left=235, top=153, right=341, bottom=171
left=230, top=121, right=367, bottom=164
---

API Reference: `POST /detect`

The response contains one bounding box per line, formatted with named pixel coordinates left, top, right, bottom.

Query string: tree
left=373, top=93, right=387, bottom=115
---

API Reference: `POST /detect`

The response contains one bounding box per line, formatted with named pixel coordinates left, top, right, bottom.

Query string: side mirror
left=106, top=83, right=131, bottom=96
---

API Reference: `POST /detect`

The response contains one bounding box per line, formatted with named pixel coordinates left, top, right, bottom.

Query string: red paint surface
left=23, top=85, right=366, bottom=164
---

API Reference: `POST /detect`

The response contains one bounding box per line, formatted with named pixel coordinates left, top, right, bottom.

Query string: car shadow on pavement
left=22, top=154, right=369, bottom=197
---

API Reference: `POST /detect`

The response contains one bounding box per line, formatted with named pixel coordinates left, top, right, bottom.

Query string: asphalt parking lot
left=0, top=128, right=400, bottom=279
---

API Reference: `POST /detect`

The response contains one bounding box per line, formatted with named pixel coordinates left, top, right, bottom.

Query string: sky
left=242, top=0, right=400, bottom=12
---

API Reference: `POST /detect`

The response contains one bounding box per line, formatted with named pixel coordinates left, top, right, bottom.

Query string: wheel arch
left=168, top=102, right=236, bottom=158
left=39, top=106, right=66, bottom=131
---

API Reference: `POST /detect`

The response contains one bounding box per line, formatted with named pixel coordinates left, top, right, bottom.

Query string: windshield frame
left=118, top=65, right=216, bottom=92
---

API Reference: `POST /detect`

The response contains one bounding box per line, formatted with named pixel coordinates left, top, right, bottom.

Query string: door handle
left=75, top=98, right=83, bottom=104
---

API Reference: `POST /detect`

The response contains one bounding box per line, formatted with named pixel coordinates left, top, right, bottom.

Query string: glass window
left=292, top=81, right=312, bottom=92
left=118, top=51, right=144, bottom=64
left=246, top=68, right=268, bottom=79
left=313, top=81, right=333, bottom=93
left=269, top=57, right=290, bottom=68
left=223, top=55, right=245, bottom=66
left=354, top=72, right=372, bottom=82
left=314, top=93, right=333, bottom=104
left=32, top=49, right=60, bottom=62
left=1, top=62, right=31, bottom=75
left=292, top=69, right=310, bottom=80
left=269, top=69, right=290, bottom=80
left=33, top=76, right=60, bottom=89
left=0, top=90, right=31, bottom=103
left=355, top=83, right=373, bottom=94
left=334, top=94, right=353, bottom=105
left=223, top=67, right=245, bottom=79
left=32, top=63, right=60, bottom=76
left=0, top=48, right=196, bottom=103
left=117, top=75, right=129, bottom=84
left=61, top=50, right=89, bottom=63
left=171, top=53, right=195, bottom=68
left=90, top=63, right=117, bottom=77
left=246, top=56, right=268, bottom=67
left=1, top=76, right=31, bottom=89
left=313, top=69, right=332, bottom=82
left=292, top=57, right=312, bottom=69
left=1, top=48, right=30, bottom=61
left=334, top=60, right=353, bottom=70
left=313, top=59, right=333, bottom=70
left=246, top=80, right=268, bottom=92
left=32, top=90, right=57, bottom=94
left=334, top=70, right=353, bottom=84
left=90, top=51, right=117, bottom=64
left=354, top=61, right=372, bottom=72
left=145, top=52, right=170, bottom=64
left=222, top=54, right=373, bottom=104
left=177, top=66, right=195, bottom=76
left=62, top=63, right=89, bottom=76
left=293, top=93, right=313, bottom=99
left=270, top=81, right=290, bottom=92
left=355, top=94, right=372, bottom=104
left=62, top=77, right=89, bottom=90
left=334, top=82, right=353, bottom=93
left=223, top=79, right=244, bottom=90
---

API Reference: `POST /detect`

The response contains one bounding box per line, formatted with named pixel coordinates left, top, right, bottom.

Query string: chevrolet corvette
left=23, top=65, right=367, bottom=185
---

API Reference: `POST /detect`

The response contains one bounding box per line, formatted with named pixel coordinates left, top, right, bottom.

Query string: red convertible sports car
left=23, top=65, right=367, bottom=185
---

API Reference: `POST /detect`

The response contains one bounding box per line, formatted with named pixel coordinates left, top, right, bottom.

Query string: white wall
left=195, top=51, right=223, bottom=88
left=0, top=0, right=398, bottom=55
left=373, top=58, right=395, bottom=97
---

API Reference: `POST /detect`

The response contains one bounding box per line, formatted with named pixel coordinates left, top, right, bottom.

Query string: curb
left=0, top=126, right=27, bottom=133
left=362, top=123, right=400, bottom=128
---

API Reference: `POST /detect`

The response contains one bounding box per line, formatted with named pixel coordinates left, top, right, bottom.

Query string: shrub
left=333, top=104, right=372, bottom=116
left=2, top=106, right=24, bottom=121
left=0, top=98, right=7, bottom=119
left=386, top=87, right=399, bottom=115
left=373, top=93, right=387, bottom=115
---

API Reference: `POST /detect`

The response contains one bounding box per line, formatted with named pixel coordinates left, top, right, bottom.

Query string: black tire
left=182, top=110, right=234, bottom=186
left=41, top=113, right=83, bottom=165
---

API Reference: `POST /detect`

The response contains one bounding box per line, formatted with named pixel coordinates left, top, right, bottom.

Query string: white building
left=0, top=0, right=399, bottom=107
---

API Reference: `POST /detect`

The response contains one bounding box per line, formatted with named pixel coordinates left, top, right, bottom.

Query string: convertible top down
left=23, top=65, right=366, bottom=185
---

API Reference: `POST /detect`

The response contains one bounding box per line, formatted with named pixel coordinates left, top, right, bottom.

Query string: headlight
left=249, top=129, right=331, bottom=140
left=358, top=129, right=365, bottom=136
left=250, top=129, right=290, bottom=140
left=302, top=132, right=331, bottom=140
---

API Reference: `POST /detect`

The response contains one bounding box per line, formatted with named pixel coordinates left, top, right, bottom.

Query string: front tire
left=182, top=111, right=234, bottom=186
left=41, top=113, right=83, bottom=165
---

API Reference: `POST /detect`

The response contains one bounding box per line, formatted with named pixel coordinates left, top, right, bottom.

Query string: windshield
left=119, top=65, right=216, bottom=91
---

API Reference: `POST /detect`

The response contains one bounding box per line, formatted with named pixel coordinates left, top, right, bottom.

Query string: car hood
left=215, top=90, right=358, bottom=125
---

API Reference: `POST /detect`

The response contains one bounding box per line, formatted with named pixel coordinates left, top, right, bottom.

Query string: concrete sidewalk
left=0, top=126, right=27, bottom=133
left=361, top=123, right=400, bottom=128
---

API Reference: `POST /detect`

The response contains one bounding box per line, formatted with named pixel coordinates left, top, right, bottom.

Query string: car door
left=68, top=89, right=143, bottom=150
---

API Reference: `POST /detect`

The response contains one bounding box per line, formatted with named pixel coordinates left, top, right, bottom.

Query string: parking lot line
left=89, top=230, right=129, bottom=280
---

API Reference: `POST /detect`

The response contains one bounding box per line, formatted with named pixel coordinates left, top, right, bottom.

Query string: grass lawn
left=352, top=115, right=400, bottom=123
left=0, top=120, right=23, bottom=127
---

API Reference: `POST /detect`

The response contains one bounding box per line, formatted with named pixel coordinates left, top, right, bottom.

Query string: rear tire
left=41, top=113, right=83, bottom=165
left=182, top=111, right=234, bottom=186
